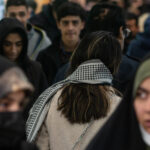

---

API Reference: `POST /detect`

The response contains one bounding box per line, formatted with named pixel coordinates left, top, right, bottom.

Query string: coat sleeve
left=36, top=50, right=58, bottom=86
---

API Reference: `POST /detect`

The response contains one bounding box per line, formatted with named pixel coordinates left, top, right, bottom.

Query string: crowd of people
left=0, top=0, right=150, bottom=149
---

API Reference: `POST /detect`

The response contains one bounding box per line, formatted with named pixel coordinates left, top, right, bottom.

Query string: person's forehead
left=126, top=19, right=136, bottom=23
left=4, top=33, right=22, bottom=41
left=126, top=19, right=137, bottom=26
left=7, top=5, right=27, bottom=13
left=60, top=16, right=82, bottom=21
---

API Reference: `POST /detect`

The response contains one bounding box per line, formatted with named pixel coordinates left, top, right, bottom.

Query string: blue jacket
left=127, top=16, right=150, bottom=60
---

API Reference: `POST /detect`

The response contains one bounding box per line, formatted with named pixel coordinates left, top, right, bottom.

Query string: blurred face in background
left=126, top=19, right=139, bottom=38
left=134, top=77, right=150, bottom=134
left=3, top=33, right=23, bottom=62
left=0, top=90, right=26, bottom=112
left=6, top=5, right=30, bottom=29
left=57, top=15, right=85, bottom=44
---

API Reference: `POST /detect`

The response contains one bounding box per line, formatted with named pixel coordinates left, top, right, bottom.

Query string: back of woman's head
left=58, top=31, right=121, bottom=124
left=69, top=31, right=122, bottom=75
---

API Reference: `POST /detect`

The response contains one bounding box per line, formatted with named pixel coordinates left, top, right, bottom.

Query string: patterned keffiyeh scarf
left=26, top=59, right=113, bottom=142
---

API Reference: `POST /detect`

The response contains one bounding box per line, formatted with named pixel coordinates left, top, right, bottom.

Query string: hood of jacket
left=0, top=56, right=33, bottom=99
left=0, top=18, right=28, bottom=63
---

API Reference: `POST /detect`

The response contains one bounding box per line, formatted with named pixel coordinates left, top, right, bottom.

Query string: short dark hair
left=86, top=0, right=100, bottom=4
left=58, top=31, right=122, bottom=123
left=6, top=0, right=28, bottom=9
left=26, top=0, right=37, bottom=11
left=87, top=3, right=126, bottom=37
left=125, top=12, right=138, bottom=26
left=52, top=0, right=68, bottom=12
left=56, top=2, right=87, bottom=22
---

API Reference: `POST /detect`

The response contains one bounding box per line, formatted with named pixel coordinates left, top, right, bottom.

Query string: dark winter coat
left=113, top=54, right=139, bottom=94
left=37, top=38, right=72, bottom=85
left=0, top=18, right=48, bottom=118
left=127, top=16, right=150, bottom=60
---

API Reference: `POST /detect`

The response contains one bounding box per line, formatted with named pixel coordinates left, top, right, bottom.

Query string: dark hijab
left=86, top=58, right=150, bottom=150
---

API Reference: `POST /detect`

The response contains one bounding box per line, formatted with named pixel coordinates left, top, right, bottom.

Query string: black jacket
left=37, top=38, right=72, bottom=85
left=0, top=18, right=48, bottom=118
left=113, top=54, right=139, bottom=94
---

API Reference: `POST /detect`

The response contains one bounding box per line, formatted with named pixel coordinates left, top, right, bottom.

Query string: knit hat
left=0, top=56, right=33, bottom=99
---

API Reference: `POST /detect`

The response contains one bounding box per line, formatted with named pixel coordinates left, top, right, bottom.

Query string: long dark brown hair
left=58, top=31, right=122, bottom=124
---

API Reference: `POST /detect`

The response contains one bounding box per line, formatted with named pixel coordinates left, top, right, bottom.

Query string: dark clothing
left=127, top=16, right=150, bottom=61
left=113, top=54, right=139, bottom=94
left=0, top=56, right=15, bottom=75
left=86, top=82, right=147, bottom=150
left=127, top=33, right=150, bottom=61
left=0, top=18, right=48, bottom=118
left=0, top=112, right=38, bottom=150
left=29, top=4, right=60, bottom=42
left=53, top=62, right=70, bottom=84
left=22, top=59, right=48, bottom=117
left=37, top=39, right=72, bottom=85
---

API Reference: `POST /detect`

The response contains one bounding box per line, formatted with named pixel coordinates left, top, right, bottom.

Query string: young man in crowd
left=55, top=3, right=139, bottom=94
left=124, top=12, right=139, bottom=53
left=5, top=0, right=51, bottom=60
left=29, top=0, right=68, bottom=42
left=37, top=2, right=86, bottom=85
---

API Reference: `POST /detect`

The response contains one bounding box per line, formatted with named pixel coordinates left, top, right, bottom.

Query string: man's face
left=6, top=5, right=29, bottom=28
left=3, top=33, right=23, bottom=61
left=57, top=16, right=85, bottom=43
left=126, top=19, right=138, bottom=38
left=0, top=90, right=26, bottom=112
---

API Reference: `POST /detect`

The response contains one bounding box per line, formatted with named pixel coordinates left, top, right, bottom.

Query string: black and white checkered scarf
left=26, top=59, right=113, bottom=142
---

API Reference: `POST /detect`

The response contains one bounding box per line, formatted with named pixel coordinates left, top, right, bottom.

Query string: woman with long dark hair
left=26, top=31, right=122, bottom=150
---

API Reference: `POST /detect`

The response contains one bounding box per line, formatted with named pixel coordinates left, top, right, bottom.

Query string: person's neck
left=62, top=38, right=80, bottom=53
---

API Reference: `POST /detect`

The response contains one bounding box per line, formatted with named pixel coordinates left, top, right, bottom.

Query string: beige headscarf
left=133, top=58, right=150, bottom=97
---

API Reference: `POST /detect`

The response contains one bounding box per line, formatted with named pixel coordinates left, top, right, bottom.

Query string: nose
left=68, top=22, right=74, bottom=30
left=11, top=45, right=17, bottom=54
left=9, top=104, right=21, bottom=112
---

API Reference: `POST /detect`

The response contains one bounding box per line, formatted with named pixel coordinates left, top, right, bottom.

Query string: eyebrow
left=4, top=40, right=23, bottom=43
left=137, top=87, right=150, bottom=93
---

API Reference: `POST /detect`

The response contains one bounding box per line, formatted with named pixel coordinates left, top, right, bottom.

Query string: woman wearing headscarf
left=86, top=56, right=150, bottom=150
left=26, top=31, right=122, bottom=150
left=0, top=56, right=38, bottom=149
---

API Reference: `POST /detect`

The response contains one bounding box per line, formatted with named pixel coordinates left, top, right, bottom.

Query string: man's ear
left=80, top=21, right=85, bottom=30
left=118, top=26, right=123, bottom=40
left=56, top=20, right=61, bottom=30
